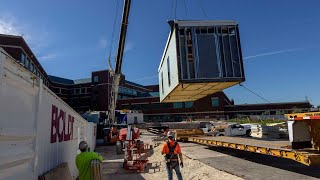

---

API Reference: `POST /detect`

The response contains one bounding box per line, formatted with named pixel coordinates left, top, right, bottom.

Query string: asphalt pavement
left=180, top=142, right=320, bottom=180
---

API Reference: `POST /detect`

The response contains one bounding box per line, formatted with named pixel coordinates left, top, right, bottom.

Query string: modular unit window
left=177, top=25, right=243, bottom=80
left=161, top=71, right=164, bottom=94
left=185, top=101, right=193, bottom=108
left=167, top=57, right=171, bottom=86
left=21, top=53, right=25, bottom=65
left=173, top=102, right=183, bottom=108
left=211, top=97, right=219, bottom=107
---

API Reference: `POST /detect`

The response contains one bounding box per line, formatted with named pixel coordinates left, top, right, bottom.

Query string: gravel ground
left=97, top=131, right=242, bottom=180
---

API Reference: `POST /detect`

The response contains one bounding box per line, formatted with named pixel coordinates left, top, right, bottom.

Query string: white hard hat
left=79, top=141, right=88, bottom=150
left=167, top=131, right=174, bottom=138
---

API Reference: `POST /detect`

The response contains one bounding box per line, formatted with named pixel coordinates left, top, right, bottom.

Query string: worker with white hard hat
left=76, top=141, right=103, bottom=180
left=161, top=131, right=184, bottom=180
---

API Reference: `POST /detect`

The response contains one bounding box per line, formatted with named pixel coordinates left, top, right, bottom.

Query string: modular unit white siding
left=158, top=28, right=180, bottom=102
left=0, top=48, right=95, bottom=179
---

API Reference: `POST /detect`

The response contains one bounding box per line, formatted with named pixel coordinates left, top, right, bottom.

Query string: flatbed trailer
left=186, top=136, right=320, bottom=166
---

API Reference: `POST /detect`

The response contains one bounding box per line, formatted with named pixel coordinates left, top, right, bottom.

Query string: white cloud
left=124, top=41, right=134, bottom=52
left=0, top=16, right=52, bottom=55
left=0, top=18, right=20, bottom=35
left=244, top=48, right=303, bottom=60
left=38, top=53, right=58, bottom=61
left=98, top=38, right=108, bottom=49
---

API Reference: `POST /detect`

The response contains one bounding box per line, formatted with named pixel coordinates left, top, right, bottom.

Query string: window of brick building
left=75, top=89, right=80, bottom=95
left=81, top=88, right=86, bottom=94
left=21, top=53, right=25, bottom=65
left=211, top=97, right=219, bottom=107
left=185, top=102, right=193, bottom=108
left=30, top=63, right=34, bottom=72
left=173, top=102, right=183, bottom=108
left=94, top=76, right=99, bottom=83
left=25, top=57, right=30, bottom=69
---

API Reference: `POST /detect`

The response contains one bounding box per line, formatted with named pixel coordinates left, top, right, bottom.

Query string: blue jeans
left=166, top=162, right=183, bottom=180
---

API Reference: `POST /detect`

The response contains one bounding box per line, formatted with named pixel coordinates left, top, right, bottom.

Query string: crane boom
left=108, top=0, right=131, bottom=124
left=115, top=0, right=131, bottom=74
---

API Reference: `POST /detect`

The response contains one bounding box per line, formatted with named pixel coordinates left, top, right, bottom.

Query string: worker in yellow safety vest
left=76, top=141, right=103, bottom=180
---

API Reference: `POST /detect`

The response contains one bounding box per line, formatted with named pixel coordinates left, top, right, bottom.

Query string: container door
left=134, top=116, right=138, bottom=124
left=196, top=34, right=221, bottom=78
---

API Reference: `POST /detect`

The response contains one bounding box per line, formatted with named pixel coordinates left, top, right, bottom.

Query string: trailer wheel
left=218, top=134, right=224, bottom=136
left=246, top=130, right=252, bottom=137
left=116, top=141, right=123, bottom=154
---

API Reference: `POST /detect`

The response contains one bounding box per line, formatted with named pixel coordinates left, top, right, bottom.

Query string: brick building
left=0, top=33, right=312, bottom=121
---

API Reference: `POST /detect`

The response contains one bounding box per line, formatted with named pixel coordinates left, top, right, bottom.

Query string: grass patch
left=226, top=118, right=287, bottom=126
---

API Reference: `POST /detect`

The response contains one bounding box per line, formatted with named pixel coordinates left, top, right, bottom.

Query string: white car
left=199, top=122, right=215, bottom=134
left=213, top=123, right=251, bottom=137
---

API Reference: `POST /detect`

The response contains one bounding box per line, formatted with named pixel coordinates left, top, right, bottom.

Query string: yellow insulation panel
left=161, top=81, right=239, bottom=102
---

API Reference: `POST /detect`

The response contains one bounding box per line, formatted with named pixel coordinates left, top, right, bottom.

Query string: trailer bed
left=187, top=136, right=320, bottom=166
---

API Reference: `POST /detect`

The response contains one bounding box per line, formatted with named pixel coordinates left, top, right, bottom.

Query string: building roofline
left=0, top=33, right=23, bottom=38
left=225, top=101, right=310, bottom=107
left=124, top=80, right=150, bottom=91
left=224, top=108, right=311, bottom=113
left=0, top=34, right=49, bottom=78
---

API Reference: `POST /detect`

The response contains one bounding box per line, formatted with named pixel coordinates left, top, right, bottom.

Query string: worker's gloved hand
left=180, top=162, right=183, bottom=168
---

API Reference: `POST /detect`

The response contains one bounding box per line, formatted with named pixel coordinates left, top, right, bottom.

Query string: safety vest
left=165, top=141, right=179, bottom=161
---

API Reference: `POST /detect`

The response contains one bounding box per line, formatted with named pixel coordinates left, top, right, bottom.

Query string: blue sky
left=1, top=0, right=320, bottom=106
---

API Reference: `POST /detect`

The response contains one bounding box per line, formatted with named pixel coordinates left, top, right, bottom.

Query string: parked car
left=199, top=122, right=215, bottom=134
left=213, top=123, right=251, bottom=137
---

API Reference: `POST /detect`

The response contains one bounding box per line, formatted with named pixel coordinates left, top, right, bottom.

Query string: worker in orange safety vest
left=161, top=131, right=183, bottom=180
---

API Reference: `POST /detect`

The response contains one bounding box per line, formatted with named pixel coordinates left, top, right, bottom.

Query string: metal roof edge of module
left=172, top=20, right=238, bottom=27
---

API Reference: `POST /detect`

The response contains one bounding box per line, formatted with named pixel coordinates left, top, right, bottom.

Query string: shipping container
left=125, top=111, right=144, bottom=125
left=158, top=20, right=245, bottom=102
left=0, top=48, right=96, bottom=180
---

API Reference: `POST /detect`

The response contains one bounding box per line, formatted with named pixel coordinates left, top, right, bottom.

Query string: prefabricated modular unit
left=158, top=20, right=245, bottom=102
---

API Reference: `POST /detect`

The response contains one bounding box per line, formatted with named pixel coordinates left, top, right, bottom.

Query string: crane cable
left=108, top=0, right=120, bottom=71
left=174, top=0, right=178, bottom=19
left=183, top=0, right=188, bottom=18
left=197, top=0, right=208, bottom=18
left=239, top=84, right=271, bottom=103
left=169, top=0, right=175, bottom=20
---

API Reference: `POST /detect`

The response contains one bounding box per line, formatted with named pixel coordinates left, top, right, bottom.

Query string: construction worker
left=76, top=141, right=103, bottom=180
left=161, top=131, right=183, bottom=180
